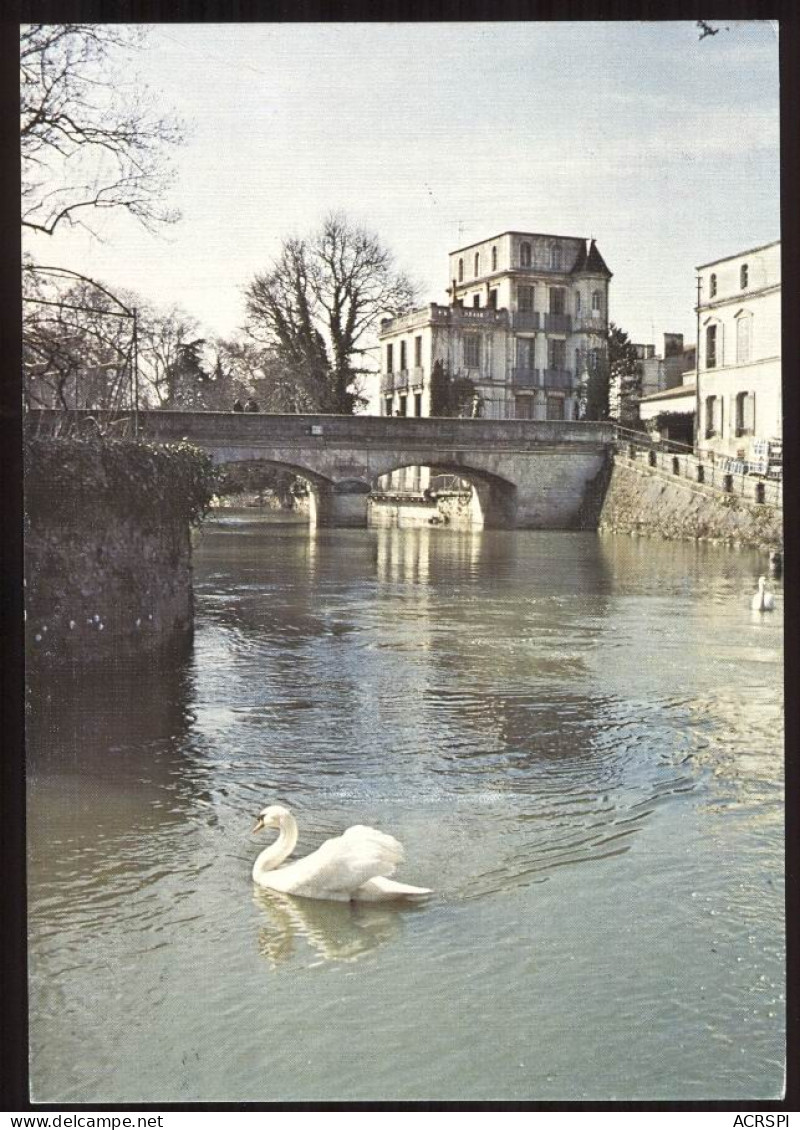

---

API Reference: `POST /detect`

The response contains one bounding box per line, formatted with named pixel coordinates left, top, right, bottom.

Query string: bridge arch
left=212, top=454, right=349, bottom=527
left=370, top=459, right=518, bottom=528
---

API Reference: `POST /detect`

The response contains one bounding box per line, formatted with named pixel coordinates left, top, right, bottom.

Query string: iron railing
left=543, top=313, right=572, bottom=333
left=543, top=369, right=575, bottom=390
left=613, top=424, right=782, bottom=508
left=511, top=311, right=540, bottom=332
left=511, top=368, right=540, bottom=388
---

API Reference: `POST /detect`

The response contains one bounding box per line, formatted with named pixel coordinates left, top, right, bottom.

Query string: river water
left=27, top=515, right=785, bottom=1103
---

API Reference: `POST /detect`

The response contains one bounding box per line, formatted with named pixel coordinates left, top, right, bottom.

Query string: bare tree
left=20, top=24, right=183, bottom=237
left=135, top=302, right=202, bottom=407
left=245, top=212, right=417, bottom=413
left=212, top=338, right=313, bottom=413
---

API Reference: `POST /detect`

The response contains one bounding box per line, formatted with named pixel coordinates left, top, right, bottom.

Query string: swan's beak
left=252, top=816, right=265, bottom=834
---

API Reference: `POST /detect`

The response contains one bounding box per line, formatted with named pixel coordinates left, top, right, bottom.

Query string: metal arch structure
left=22, top=264, right=141, bottom=436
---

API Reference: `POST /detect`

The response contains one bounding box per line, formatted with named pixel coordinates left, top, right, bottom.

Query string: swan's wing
left=275, top=825, right=405, bottom=897
left=340, top=825, right=405, bottom=873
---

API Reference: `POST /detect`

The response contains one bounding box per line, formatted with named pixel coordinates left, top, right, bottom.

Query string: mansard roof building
left=379, top=230, right=612, bottom=422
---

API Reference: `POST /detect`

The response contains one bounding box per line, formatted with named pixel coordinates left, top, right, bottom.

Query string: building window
left=705, top=394, right=723, bottom=438
left=517, top=285, right=534, bottom=312
left=414, top=336, right=422, bottom=367
left=464, top=335, right=480, bottom=368
left=548, top=338, right=566, bottom=370
left=740, top=263, right=749, bottom=289
left=384, top=396, right=393, bottom=417
left=546, top=396, right=565, bottom=420
left=735, top=391, right=755, bottom=436
left=550, top=287, right=565, bottom=315
left=386, top=343, right=393, bottom=372
left=515, top=396, right=535, bottom=419
left=520, top=241, right=532, bottom=267
left=489, top=288, right=498, bottom=309
left=550, top=243, right=562, bottom=270
left=517, top=338, right=535, bottom=370
left=575, top=291, right=582, bottom=315
left=399, top=393, right=408, bottom=416
left=736, top=315, right=752, bottom=364
left=474, top=252, right=480, bottom=277
left=414, top=391, right=423, bottom=417
left=705, top=324, right=717, bottom=369
left=591, top=290, right=601, bottom=313
left=491, top=246, right=498, bottom=271
left=710, top=273, right=717, bottom=298
left=400, top=340, right=407, bottom=370
left=458, top=258, right=464, bottom=282
left=473, top=294, right=480, bottom=308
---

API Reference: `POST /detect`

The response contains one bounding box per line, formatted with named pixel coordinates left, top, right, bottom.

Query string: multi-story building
left=630, top=333, right=697, bottom=443
left=696, top=239, right=781, bottom=460
left=378, top=231, right=612, bottom=423
left=638, top=333, right=696, bottom=399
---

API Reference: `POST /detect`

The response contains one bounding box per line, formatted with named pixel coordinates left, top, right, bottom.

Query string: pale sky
left=26, top=21, right=780, bottom=374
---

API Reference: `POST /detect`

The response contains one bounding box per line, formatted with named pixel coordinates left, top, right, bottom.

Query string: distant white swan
left=751, top=575, right=776, bottom=612
left=251, top=804, right=432, bottom=902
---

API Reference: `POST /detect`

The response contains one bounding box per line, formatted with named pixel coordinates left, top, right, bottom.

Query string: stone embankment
left=25, top=436, right=217, bottom=666
left=599, top=456, right=782, bottom=550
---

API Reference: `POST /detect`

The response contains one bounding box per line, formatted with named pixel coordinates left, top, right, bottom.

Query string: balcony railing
left=542, top=369, right=575, bottom=390
left=452, top=306, right=506, bottom=324
left=381, top=367, right=424, bottom=393
left=511, top=368, right=541, bottom=388
left=380, top=302, right=510, bottom=336
left=543, top=313, right=572, bottom=333
left=574, top=314, right=606, bottom=332
left=511, top=311, right=540, bottom=332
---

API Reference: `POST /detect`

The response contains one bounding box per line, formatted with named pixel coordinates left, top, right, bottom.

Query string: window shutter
left=746, top=393, right=755, bottom=433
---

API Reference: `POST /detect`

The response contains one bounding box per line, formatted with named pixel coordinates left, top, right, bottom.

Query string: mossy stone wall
left=25, top=437, right=216, bottom=666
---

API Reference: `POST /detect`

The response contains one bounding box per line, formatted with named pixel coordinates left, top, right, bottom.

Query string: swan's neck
left=254, top=814, right=298, bottom=877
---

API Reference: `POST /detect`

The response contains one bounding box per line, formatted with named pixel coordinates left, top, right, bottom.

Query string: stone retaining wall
left=26, top=503, right=195, bottom=666
left=599, top=456, right=782, bottom=550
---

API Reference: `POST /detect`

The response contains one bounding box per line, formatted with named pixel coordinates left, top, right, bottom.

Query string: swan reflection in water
left=253, top=887, right=411, bottom=968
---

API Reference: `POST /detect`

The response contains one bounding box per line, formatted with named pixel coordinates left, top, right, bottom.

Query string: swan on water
left=251, top=804, right=433, bottom=903
left=751, top=575, right=776, bottom=612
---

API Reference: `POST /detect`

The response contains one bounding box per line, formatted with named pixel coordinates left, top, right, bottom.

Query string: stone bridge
left=30, top=410, right=615, bottom=529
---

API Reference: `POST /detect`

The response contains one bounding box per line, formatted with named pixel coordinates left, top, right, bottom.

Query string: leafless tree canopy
left=20, top=24, right=183, bottom=237
left=245, top=213, right=418, bottom=413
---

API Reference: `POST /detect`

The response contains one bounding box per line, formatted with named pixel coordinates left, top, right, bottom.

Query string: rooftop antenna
left=452, top=219, right=477, bottom=243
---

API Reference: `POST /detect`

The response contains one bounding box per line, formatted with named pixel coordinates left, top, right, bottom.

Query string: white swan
left=251, top=804, right=432, bottom=902
left=751, top=575, right=776, bottom=612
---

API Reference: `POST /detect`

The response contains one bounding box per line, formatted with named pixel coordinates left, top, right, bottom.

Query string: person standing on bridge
left=245, top=398, right=260, bottom=412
